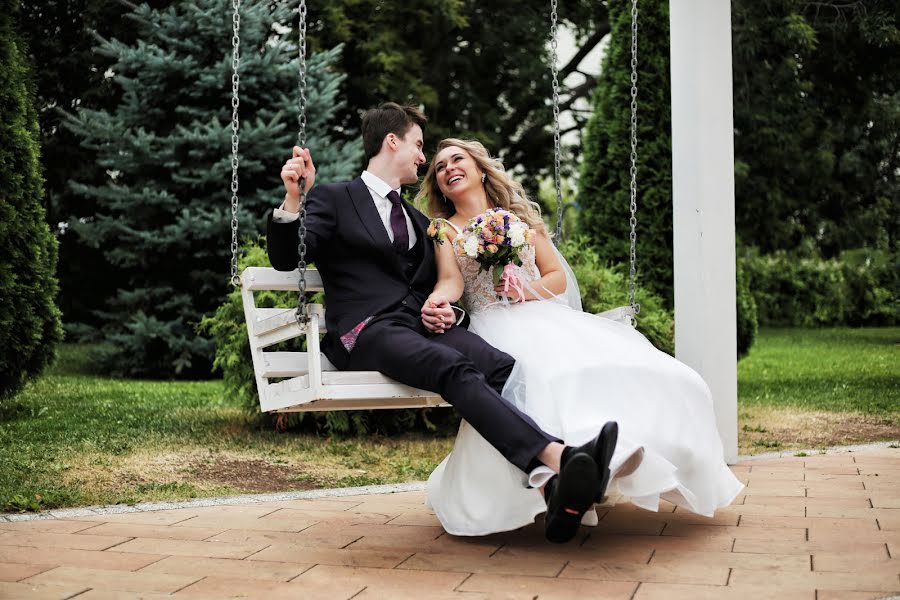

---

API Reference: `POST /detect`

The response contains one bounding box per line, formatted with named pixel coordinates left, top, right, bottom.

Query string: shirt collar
left=361, top=170, right=400, bottom=200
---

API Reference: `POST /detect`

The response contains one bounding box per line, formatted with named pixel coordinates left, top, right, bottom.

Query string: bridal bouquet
left=454, top=208, right=535, bottom=286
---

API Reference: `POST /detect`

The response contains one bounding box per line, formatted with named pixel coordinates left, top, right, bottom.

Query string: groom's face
left=392, top=124, right=426, bottom=185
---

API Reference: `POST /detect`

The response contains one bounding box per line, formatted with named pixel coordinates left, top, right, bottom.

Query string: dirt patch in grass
left=188, top=456, right=317, bottom=492
left=739, top=406, right=898, bottom=455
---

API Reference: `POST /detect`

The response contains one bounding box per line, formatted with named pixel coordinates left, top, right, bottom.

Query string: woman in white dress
left=414, top=139, right=744, bottom=537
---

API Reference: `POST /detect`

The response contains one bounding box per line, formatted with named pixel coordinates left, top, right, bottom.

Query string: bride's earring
left=481, top=173, right=487, bottom=184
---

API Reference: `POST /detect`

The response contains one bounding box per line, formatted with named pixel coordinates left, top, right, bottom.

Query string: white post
left=669, top=1, right=738, bottom=463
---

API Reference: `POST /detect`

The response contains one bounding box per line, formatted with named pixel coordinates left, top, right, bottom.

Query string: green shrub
left=0, top=1, right=63, bottom=401
left=559, top=236, right=675, bottom=355
left=199, top=239, right=455, bottom=435
left=736, top=257, right=759, bottom=359
left=741, top=248, right=898, bottom=327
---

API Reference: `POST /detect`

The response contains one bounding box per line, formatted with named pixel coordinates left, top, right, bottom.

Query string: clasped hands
left=421, top=295, right=456, bottom=334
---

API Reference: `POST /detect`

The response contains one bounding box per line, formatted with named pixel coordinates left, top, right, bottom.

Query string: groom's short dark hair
left=361, top=102, right=427, bottom=160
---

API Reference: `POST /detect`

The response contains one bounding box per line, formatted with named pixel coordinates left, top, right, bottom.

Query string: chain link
left=295, top=0, right=310, bottom=325
left=550, top=0, right=564, bottom=246
left=628, top=0, right=640, bottom=316
left=229, top=0, right=241, bottom=287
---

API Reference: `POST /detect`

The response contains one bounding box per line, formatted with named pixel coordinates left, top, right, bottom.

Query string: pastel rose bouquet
left=453, top=208, right=535, bottom=286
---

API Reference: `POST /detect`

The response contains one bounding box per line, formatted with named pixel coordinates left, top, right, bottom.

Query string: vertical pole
left=669, top=0, right=738, bottom=462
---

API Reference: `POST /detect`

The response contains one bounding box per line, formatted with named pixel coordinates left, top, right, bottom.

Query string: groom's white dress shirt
left=273, top=170, right=417, bottom=251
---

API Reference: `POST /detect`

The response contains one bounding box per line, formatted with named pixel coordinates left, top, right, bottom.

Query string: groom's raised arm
left=267, top=147, right=335, bottom=271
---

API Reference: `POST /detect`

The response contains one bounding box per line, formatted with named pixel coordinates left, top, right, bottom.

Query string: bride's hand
left=495, top=283, right=525, bottom=302
left=422, top=296, right=454, bottom=333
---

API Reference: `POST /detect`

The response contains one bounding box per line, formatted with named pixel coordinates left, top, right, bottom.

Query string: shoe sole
left=545, top=453, right=598, bottom=544
left=593, top=421, right=619, bottom=503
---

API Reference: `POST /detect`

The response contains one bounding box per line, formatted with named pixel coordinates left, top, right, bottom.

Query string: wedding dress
left=426, top=221, right=744, bottom=536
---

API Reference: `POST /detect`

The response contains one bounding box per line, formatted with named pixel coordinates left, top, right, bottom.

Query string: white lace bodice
left=441, top=219, right=541, bottom=314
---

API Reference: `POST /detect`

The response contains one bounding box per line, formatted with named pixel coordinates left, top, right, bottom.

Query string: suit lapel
left=348, top=177, right=394, bottom=257
left=408, top=207, right=435, bottom=283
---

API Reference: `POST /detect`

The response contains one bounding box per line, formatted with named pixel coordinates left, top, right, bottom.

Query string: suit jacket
left=267, top=176, right=438, bottom=369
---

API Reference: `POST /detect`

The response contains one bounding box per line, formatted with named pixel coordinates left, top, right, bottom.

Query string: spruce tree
left=577, top=0, right=674, bottom=306
left=0, top=0, right=63, bottom=400
left=64, top=0, right=361, bottom=377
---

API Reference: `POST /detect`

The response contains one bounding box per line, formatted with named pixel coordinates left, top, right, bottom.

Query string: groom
left=267, top=102, right=616, bottom=543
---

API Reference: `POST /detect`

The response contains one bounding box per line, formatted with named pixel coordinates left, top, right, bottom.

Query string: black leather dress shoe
left=544, top=452, right=598, bottom=544
left=568, top=421, right=618, bottom=502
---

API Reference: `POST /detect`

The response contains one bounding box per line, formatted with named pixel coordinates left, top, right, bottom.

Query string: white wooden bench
left=240, top=266, right=449, bottom=413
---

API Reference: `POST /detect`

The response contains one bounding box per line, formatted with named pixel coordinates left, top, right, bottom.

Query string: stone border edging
left=2, top=440, right=896, bottom=522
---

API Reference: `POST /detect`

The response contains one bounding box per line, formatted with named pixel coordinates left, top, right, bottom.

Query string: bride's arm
left=422, top=233, right=464, bottom=333
left=497, top=231, right=567, bottom=301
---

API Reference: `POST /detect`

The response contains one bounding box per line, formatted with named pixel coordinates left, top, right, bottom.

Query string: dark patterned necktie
left=386, top=190, right=409, bottom=252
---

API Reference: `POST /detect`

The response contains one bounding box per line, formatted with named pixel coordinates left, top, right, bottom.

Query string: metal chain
left=550, top=0, right=564, bottom=245
left=229, top=0, right=241, bottom=287
left=295, top=0, right=310, bottom=324
left=628, top=0, right=640, bottom=315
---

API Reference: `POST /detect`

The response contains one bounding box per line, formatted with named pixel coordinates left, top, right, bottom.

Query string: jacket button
left=401, top=300, right=408, bottom=306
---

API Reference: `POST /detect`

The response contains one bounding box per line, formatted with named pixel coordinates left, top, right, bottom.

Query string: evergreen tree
left=64, top=0, right=361, bottom=377
left=577, top=0, right=674, bottom=305
left=0, top=0, right=63, bottom=400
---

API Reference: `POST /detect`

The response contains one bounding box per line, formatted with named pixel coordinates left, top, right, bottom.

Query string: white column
left=669, top=1, right=738, bottom=462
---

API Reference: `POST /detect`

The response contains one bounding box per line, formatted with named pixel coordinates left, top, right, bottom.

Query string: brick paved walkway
left=1, top=447, right=898, bottom=599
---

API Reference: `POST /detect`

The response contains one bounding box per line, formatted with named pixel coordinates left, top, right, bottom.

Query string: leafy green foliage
left=736, top=257, right=759, bottom=359
left=0, top=0, right=63, bottom=401
left=741, top=249, right=899, bottom=327
left=559, top=236, right=674, bottom=355
left=577, top=0, right=675, bottom=306
left=63, top=0, right=361, bottom=377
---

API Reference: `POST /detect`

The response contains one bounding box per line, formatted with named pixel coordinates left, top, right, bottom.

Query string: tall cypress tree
left=64, top=0, right=361, bottom=377
left=0, top=0, right=63, bottom=400
left=577, top=0, right=673, bottom=306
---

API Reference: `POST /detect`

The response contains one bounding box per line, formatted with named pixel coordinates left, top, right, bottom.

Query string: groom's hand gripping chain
left=281, top=146, right=317, bottom=213
left=421, top=295, right=455, bottom=334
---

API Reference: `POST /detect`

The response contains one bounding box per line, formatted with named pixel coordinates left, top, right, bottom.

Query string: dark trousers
left=347, top=309, right=558, bottom=472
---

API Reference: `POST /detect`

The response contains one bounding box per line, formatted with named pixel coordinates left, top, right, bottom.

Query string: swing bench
left=228, top=0, right=640, bottom=414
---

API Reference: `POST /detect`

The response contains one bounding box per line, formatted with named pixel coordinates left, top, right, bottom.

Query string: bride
left=414, top=138, right=744, bottom=536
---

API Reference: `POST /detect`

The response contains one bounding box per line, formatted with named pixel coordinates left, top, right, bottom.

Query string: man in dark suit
left=267, top=103, right=616, bottom=543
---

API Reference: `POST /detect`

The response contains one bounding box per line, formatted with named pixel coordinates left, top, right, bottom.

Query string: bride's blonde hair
left=414, top=138, right=547, bottom=234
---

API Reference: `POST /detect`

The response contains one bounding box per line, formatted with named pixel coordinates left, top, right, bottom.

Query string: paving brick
left=633, top=582, right=814, bottom=599
left=249, top=543, right=412, bottom=568
left=582, top=533, right=735, bottom=553
left=739, top=482, right=807, bottom=496
left=110, top=537, right=267, bottom=559
left=204, top=526, right=361, bottom=548
left=0, top=531, right=131, bottom=551
left=871, top=495, right=900, bottom=509
left=352, top=589, right=497, bottom=600
left=22, top=565, right=200, bottom=594
left=290, top=564, right=468, bottom=595
left=804, top=472, right=864, bottom=482
left=264, top=498, right=363, bottom=512
left=877, top=512, right=900, bottom=530
left=733, top=538, right=888, bottom=556
left=561, top=560, right=729, bottom=585
left=75, top=510, right=201, bottom=526
left=816, top=591, right=898, bottom=600
left=650, top=549, right=810, bottom=571
left=813, top=552, right=895, bottom=572
left=744, top=496, right=872, bottom=508
left=173, top=515, right=319, bottom=532
left=298, top=521, right=444, bottom=542
left=0, top=520, right=98, bottom=534
left=492, top=542, right=652, bottom=563
left=0, top=580, right=90, bottom=599
left=458, top=572, right=638, bottom=599
left=802, top=456, right=859, bottom=466
left=260, top=507, right=400, bottom=526
left=807, top=528, right=900, bottom=546
left=739, top=515, right=879, bottom=530
left=176, top=574, right=358, bottom=599
left=730, top=568, right=900, bottom=592
left=0, top=562, right=52, bottom=582
left=397, top=549, right=567, bottom=577
left=0, top=544, right=164, bottom=571
left=384, top=511, right=442, bottom=526
left=746, top=470, right=806, bottom=481
left=72, top=589, right=188, bottom=599
left=721, top=502, right=805, bottom=517
left=616, top=506, right=740, bottom=526
left=140, top=555, right=310, bottom=581
left=76, top=522, right=227, bottom=541
left=662, top=523, right=806, bottom=541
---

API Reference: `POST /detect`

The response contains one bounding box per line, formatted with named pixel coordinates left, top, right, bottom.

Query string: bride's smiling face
left=433, top=145, right=484, bottom=201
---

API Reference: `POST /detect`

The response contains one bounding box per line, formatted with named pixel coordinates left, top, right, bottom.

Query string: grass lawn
left=1, top=327, right=897, bottom=512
